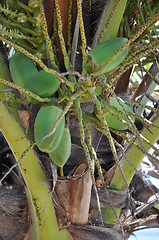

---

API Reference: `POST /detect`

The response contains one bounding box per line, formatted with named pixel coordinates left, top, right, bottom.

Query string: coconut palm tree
left=0, top=0, right=159, bottom=239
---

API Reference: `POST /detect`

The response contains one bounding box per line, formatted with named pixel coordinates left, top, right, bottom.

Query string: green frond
left=0, top=28, right=29, bottom=40
left=0, top=4, right=17, bottom=19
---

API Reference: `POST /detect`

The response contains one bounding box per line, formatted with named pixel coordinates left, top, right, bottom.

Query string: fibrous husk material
left=0, top=185, right=30, bottom=240
left=54, top=162, right=93, bottom=225
left=67, top=224, right=122, bottom=240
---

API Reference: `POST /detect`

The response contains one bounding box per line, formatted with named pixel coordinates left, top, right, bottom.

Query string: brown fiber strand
left=43, top=0, right=55, bottom=37
left=54, top=1, right=77, bottom=71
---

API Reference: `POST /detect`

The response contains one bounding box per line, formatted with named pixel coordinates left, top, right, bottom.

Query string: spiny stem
left=67, top=0, right=73, bottom=58
left=76, top=0, right=87, bottom=75
left=83, top=119, right=104, bottom=182
left=75, top=97, right=104, bottom=226
left=98, top=0, right=121, bottom=43
left=105, top=93, right=135, bottom=132
left=142, top=66, right=159, bottom=85
left=110, top=107, right=158, bottom=130
left=0, top=35, right=58, bottom=75
left=0, top=78, right=51, bottom=102
left=127, top=101, right=159, bottom=113
left=108, top=90, right=158, bottom=165
left=38, top=0, right=57, bottom=69
left=109, top=40, right=159, bottom=84
left=97, top=92, right=136, bottom=133
left=96, top=124, right=159, bottom=163
left=95, top=11, right=159, bottom=76
left=87, top=127, right=123, bottom=224
left=0, top=143, right=36, bottom=184
left=126, top=10, right=159, bottom=50
left=111, top=127, right=159, bottom=159
left=145, top=93, right=159, bottom=103
left=52, top=8, right=57, bottom=43
left=55, top=0, right=70, bottom=71
left=88, top=88, right=128, bottom=188
left=0, top=36, right=72, bottom=86
left=123, top=42, right=151, bottom=66
left=113, top=138, right=139, bottom=173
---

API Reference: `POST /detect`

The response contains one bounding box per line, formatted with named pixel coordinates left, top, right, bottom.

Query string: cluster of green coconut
left=9, top=52, right=71, bottom=167
left=8, top=37, right=134, bottom=167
